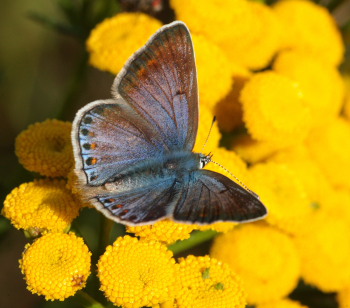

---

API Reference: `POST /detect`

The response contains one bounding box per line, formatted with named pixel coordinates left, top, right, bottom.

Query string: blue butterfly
left=72, top=21, right=267, bottom=226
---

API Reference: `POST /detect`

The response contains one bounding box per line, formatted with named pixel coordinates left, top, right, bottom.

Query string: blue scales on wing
left=75, top=98, right=166, bottom=186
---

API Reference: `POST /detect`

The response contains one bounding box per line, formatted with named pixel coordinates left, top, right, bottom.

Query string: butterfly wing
left=114, top=21, right=198, bottom=152
left=72, top=98, right=168, bottom=186
left=89, top=177, right=179, bottom=225
left=172, top=170, right=268, bottom=224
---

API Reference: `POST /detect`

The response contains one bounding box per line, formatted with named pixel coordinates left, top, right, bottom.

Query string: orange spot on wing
left=91, top=143, right=97, bottom=149
left=91, top=158, right=98, bottom=165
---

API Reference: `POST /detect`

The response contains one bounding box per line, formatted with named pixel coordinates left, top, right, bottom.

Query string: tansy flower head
left=241, top=71, right=311, bottom=147
left=211, top=223, right=300, bottom=304
left=192, top=34, right=232, bottom=109
left=247, top=162, right=311, bottom=235
left=227, top=1, right=282, bottom=70
left=271, top=145, right=332, bottom=217
left=15, top=119, right=73, bottom=177
left=87, top=13, right=162, bottom=74
left=215, top=65, right=251, bottom=133
left=176, top=255, right=246, bottom=308
left=233, top=135, right=286, bottom=164
left=274, top=50, right=344, bottom=127
left=273, top=0, right=344, bottom=66
left=98, top=235, right=176, bottom=308
left=3, top=179, right=82, bottom=234
left=338, top=286, right=350, bottom=308
left=170, top=0, right=256, bottom=63
left=257, top=298, right=309, bottom=308
left=294, top=210, right=350, bottom=292
left=127, top=220, right=196, bottom=244
left=306, top=117, right=350, bottom=190
left=19, top=233, right=91, bottom=301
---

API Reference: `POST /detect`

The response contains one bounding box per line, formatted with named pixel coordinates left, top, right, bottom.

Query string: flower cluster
left=3, top=0, right=349, bottom=307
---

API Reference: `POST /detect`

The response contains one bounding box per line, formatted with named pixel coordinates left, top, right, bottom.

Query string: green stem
left=168, top=230, right=218, bottom=255
left=75, top=290, right=105, bottom=308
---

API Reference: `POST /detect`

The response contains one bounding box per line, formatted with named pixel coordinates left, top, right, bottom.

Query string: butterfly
left=71, top=21, right=267, bottom=226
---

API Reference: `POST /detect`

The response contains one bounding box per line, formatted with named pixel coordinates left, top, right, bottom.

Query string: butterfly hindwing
left=114, top=21, right=198, bottom=152
left=173, top=170, right=268, bottom=224
left=91, top=177, right=179, bottom=225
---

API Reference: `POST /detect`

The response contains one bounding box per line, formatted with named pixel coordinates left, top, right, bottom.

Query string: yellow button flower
left=338, top=286, right=350, bottom=308
left=273, top=0, right=344, bottom=66
left=257, top=298, right=309, bottom=308
left=306, top=117, right=350, bottom=190
left=241, top=71, right=311, bottom=147
left=19, top=232, right=91, bottom=301
left=192, top=34, right=233, bottom=109
left=127, top=220, right=196, bottom=245
left=15, top=119, right=73, bottom=177
left=3, top=179, right=82, bottom=234
left=247, top=162, right=311, bottom=235
left=274, top=50, right=345, bottom=127
left=87, top=13, right=162, bottom=74
left=170, top=0, right=256, bottom=59
left=211, top=223, right=300, bottom=304
left=228, top=1, right=282, bottom=70
left=294, top=210, right=350, bottom=292
left=98, top=236, right=176, bottom=308
left=176, top=255, right=246, bottom=308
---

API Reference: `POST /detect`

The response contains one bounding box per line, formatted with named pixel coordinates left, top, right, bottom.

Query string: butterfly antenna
left=208, top=159, right=260, bottom=199
left=201, top=116, right=217, bottom=153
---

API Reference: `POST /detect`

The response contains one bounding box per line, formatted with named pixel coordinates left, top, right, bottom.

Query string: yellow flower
left=306, top=117, right=350, bottom=190
left=257, top=298, right=309, bottom=308
left=19, top=233, right=91, bottom=300
left=343, top=77, right=350, bottom=120
left=170, top=0, right=256, bottom=65
left=211, top=223, right=300, bottom=304
left=87, top=13, right=162, bottom=74
left=322, top=188, right=350, bottom=223
left=215, top=65, right=251, bottom=133
left=66, top=170, right=93, bottom=208
left=273, top=0, right=344, bottom=66
left=271, top=145, right=332, bottom=217
left=193, top=104, right=221, bottom=154
left=196, top=222, right=236, bottom=233
left=176, top=255, right=246, bottom=308
left=273, top=50, right=345, bottom=127
left=338, top=286, right=350, bottom=308
left=233, top=135, right=287, bottom=164
left=294, top=210, right=350, bottom=292
left=241, top=71, right=311, bottom=147
left=205, top=147, right=248, bottom=183
left=192, top=34, right=233, bottom=109
left=98, top=236, right=176, bottom=308
left=127, top=220, right=196, bottom=245
left=228, top=1, right=283, bottom=70
left=15, top=119, right=73, bottom=177
left=3, top=179, right=82, bottom=234
left=247, top=161, right=312, bottom=235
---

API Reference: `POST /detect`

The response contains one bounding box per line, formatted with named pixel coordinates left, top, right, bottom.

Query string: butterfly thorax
left=103, top=151, right=206, bottom=194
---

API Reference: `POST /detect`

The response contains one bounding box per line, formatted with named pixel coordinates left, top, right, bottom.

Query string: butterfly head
left=199, top=153, right=212, bottom=169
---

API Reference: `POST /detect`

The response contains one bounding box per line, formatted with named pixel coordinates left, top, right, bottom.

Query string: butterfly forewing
left=72, top=98, right=166, bottom=186
left=114, top=22, right=198, bottom=152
